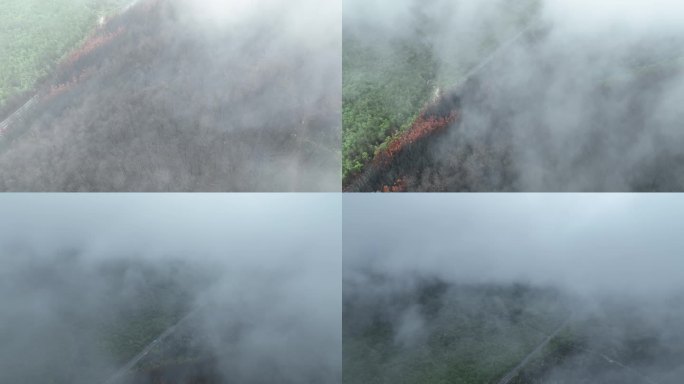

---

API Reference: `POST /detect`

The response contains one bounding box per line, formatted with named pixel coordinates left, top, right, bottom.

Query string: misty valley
left=344, top=275, right=684, bottom=384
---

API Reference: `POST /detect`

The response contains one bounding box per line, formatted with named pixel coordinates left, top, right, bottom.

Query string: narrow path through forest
left=101, top=307, right=199, bottom=384
left=496, top=316, right=570, bottom=384
left=0, top=0, right=142, bottom=138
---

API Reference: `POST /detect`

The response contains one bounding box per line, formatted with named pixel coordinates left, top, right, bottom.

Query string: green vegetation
left=100, top=275, right=196, bottom=365
left=345, top=278, right=684, bottom=383
left=0, top=0, right=129, bottom=110
left=342, top=1, right=541, bottom=184
left=130, top=314, right=211, bottom=374
left=509, top=327, right=581, bottom=383
left=99, top=302, right=187, bottom=363
left=342, top=34, right=437, bottom=183
left=343, top=282, right=569, bottom=384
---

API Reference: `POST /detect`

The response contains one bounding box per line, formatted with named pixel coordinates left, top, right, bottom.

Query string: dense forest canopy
left=344, top=274, right=684, bottom=384
left=0, top=0, right=130, bottom=111
left=343, top=0, right=684, bottom=191
left=342, top=0, right=539, bottom=185
left=0, top=0, right=340, bottom=191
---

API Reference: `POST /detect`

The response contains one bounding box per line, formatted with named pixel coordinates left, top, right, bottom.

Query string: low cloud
left=0, top=194, right=341, bottom=383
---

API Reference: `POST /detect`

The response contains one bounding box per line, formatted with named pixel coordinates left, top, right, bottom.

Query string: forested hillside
left=0, top=0, right=129, bottom=113
left=344, top=275, right=684, bottom=383
left=344, top=0, right=684, bottom=191
left=344, top=277, right=570, bottom=383
left=0, top=252, right=208, bottom=384
left=342, top=0, right=538, bottom=185
left=0, top=0, right=340, bottom=191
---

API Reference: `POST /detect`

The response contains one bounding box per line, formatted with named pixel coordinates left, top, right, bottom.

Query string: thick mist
left=344, top=194, right=684, bottom=296
left=345, top=0, right=684, bottom=191
left=0, top=0, right=340, bottom=191
left=0, top=194, right=341, bottom=383
left=343, top=194, right=684, bottom=383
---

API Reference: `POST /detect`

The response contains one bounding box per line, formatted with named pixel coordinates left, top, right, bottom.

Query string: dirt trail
left=101, top=308, right=198, bottom=384
left=0, top=96, right=37, bottom=136
left=496, top=316, right=571, bottom=384
left=0, top=0, right=143, bottom=139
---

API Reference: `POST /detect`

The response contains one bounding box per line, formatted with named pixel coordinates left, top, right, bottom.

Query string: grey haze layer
left=344, top=194, right=684, bottom=296
left=0, top=0, right=340, bottom=191
left=344, top=194, right=684, bottom=383
left=0, top=194, right=341, bottom=383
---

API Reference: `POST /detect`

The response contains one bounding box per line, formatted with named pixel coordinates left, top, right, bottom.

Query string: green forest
left=0, top=0, right=129, bottom=110
left=342, top=32, right=436, bottom=184
left=341, top=0, right=540, bottom=185
left=343, top=281, right=571, bottom=384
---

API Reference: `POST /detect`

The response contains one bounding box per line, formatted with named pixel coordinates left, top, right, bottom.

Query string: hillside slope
left=0, top=0, right=340, bottom=191
left=348, top=31, right=684, bottom=192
